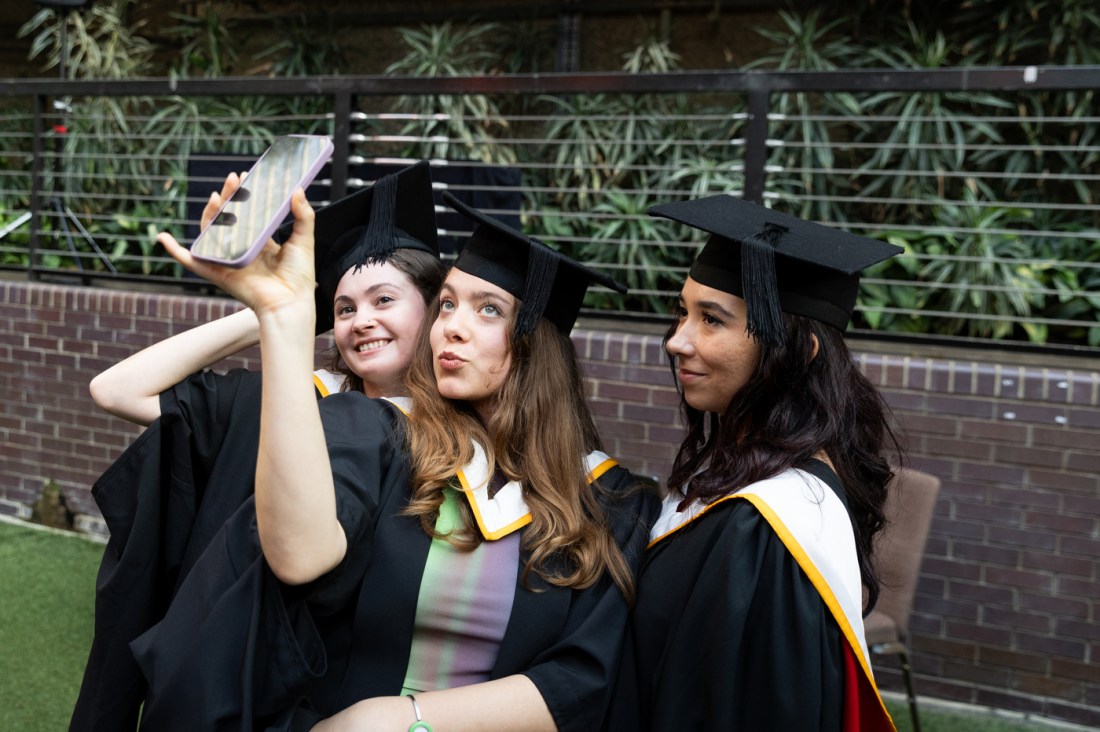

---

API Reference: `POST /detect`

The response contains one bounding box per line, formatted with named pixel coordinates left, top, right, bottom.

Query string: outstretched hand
left=158, top=186, right=316, bottom=318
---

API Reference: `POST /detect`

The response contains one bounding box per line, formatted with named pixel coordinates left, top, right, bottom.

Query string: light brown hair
left=402, top=309, right=635, bottom=602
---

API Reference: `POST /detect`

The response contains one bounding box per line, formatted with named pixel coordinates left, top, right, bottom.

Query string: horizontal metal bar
left=4, top=66, right=1098, bottom=98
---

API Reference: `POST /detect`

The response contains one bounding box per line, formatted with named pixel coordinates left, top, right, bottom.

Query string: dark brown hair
left=323, top=248, right=446, bottom=394
left=666, top=313, right=902, bottom=611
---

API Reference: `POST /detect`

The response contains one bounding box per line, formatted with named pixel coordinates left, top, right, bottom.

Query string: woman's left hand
left=158, top=188, right=316, bottom=318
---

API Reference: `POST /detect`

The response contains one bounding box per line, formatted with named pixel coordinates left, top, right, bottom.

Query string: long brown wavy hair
left=666, top=313, right=903, bottom=612
left=402, top=307, right=635, bottom=603
left=323, top=248, right=446, bottom=394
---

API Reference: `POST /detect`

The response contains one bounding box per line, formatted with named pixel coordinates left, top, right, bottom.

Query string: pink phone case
left=190, top=135, right=334, bottom=267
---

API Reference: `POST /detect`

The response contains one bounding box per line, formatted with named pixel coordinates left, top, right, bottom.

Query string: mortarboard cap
left=278, top=160, right=439, bottom=333
left=649, top=195, right=902, bottom=344
left=443, top=191, right=627, bottom=336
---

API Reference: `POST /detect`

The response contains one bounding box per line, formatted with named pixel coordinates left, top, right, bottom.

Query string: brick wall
left=3, top=279, right=1098, bottom=726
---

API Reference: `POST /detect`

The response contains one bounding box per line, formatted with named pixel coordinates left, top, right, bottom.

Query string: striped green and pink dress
left=400, top=486, right=521, bottom=694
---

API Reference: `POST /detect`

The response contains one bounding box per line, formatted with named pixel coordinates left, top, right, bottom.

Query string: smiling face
left=666, top=276, right=761, bottom=415
left=331, top=261, right=429, bottom=397
left=429, top=268, right=514, bottom=423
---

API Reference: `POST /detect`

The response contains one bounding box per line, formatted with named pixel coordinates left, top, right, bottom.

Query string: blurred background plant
left=7, top=0, right=1097, bottom=346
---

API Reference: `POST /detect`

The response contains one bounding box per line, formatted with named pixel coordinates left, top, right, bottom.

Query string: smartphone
left=189, top=135, right=334, bottom=267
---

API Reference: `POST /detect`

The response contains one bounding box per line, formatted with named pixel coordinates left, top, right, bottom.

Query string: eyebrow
left=441, top=283, right=511, bottom=305
left=687, top=297, right=738, bottom=320
left=334, top=282, right=401, bottom=302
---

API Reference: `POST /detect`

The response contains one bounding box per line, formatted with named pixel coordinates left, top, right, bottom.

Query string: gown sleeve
left=125, top=393, right=407, bottom=731
left=519, top=466, right=660, bottom=732
left=70, top=368, right=262, bottom=731
left=611, top=499, right=847, bottom=732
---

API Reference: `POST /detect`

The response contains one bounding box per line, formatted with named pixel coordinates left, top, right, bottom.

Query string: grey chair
left=865, top=468, right=941, bottom=732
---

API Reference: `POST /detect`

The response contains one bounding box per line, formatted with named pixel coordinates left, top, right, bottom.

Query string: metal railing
left=0, top=67, right=1097, bottom=351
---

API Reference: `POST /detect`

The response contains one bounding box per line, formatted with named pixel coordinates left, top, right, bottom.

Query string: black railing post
left=28, top=93, right=48, bottom=280
left=330, top=89, right=352, bottom=200
left=742, top=87, right=769, bottom=204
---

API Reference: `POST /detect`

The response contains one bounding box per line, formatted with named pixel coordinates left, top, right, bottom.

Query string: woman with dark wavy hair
left=608, top=195, right=904, bottom=731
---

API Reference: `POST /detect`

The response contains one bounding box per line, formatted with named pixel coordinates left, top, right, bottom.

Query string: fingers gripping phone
left=189, top=135, right=334, bottom=267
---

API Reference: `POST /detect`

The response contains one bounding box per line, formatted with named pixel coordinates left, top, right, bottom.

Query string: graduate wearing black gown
left=608, top=196, right=903, bottom=731
left=70, top=163, right=443, bottom=731
left=77, top=189, right=655, bottom=731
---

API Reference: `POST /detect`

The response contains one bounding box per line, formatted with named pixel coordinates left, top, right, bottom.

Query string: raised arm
left=88, top=309, right=260, bottom=426
left=89, top=173, right=258, bottom=426
left=159, top=190, right=348, bottom=586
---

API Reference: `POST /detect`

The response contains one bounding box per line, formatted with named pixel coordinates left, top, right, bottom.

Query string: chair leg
left=897, top=646, right=920, bottom=732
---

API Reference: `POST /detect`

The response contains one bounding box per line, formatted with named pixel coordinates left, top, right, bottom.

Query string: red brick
left=1055, top=617, right=1100, bottom=643
left=585, top=362, right=625, bottom=381
left=1018, top=591, right=1090, bottom=620
left=957, top=461, right=1025, bottom=484
left=1050, top=658, right=1100, bottom=684
left=1019, top=550, right=1092, bottom=577
left=920, top=556, right=982, bottom=580
left=1028, top=468, right=1098, bottom=494
left=1014, top=631, right=1086, bottom=660
left=1057, top=576, right=1100, bottom=601
left=958, top=419, right=1027, bottom=443
left=1066, top=450, right=1100, bottom=473
left=994, top=443, right=1065, bottom=469
left=621, top=403, right=678, bottom=423
left=1065, top=407, right=1100, bottom=429
left=953, top=499, right=1020, bottom=526
left=881, top=390, right=926, bottom=411
left=977, top=646, right=1049, bottom=673
left=932, top=517, right=983, bottom=545
left=988, top=525, right=1056, bottom=551
left=973, top=688, right=1046, bottom=715
left=623, top=365, right=675, bottom=388
left=950, top=540, right=1018, bottom=567
left=925, top=436, right=993, bottom=460
left=1060, top=535, right=1100, bottom=558
left=930, top=395, right=1000, bottom=419
left=988, top=484, right=1061, bottom=511
left=1031, top=425, right=1098, bottom=450
left=1044, top=700, right=1100, bottom=728
left=597, top=382, right=652, bottom=403
left=942, top=657, right=1010, bottom=686
left=944, top=620, right=1012, bottom=646
left=1062, top=494, right=1100, bottom=516
left=982, top=606, right=1052, bottom=633
left=1023, top=509, right=1095, bottom=535
left=912, top=676, right=977, bottom=703
left=947, top=579, right=1014, bottom=606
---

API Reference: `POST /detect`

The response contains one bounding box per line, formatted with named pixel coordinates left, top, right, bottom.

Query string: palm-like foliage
left=384, top=23, right=514, bottom=163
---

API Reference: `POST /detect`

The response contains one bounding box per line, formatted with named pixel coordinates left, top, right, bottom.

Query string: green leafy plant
left=385, top=22, right=515, bottom=163
left=918, top=194, right=1043, bottom=340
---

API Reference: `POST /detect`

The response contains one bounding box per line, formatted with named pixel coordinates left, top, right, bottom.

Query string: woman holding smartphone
left=71, top=162, right=445, bottom=731
left=607, top=195, right=904, bottom=731
left=89, top=160, right=443, bottom=423
left=115, top=191, right=653, bottom=732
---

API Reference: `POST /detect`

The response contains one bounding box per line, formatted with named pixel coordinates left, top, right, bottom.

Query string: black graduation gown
left=70, top=369, right=330, bottom=731
left=129, top=391, right=403, bottom=731
left=75, top=380, right=655, bottom=731
left=288, top=455, right=653, bottom=732
left=607, top=462, right=858, bottom=732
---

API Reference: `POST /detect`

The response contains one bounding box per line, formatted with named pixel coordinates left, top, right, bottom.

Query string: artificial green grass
left=0, top=519, right=103, bottom=732
left=0, top=518, right=1077, bottom=732
left=884, top=697, right=1060, bottom=732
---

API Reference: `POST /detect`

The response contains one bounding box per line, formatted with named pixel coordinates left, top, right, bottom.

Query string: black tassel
left=515, top=239, right=558, bottom=336
left=741, top=222, right=787, bottom=346
left=359, top=171, right=400, bottom=265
